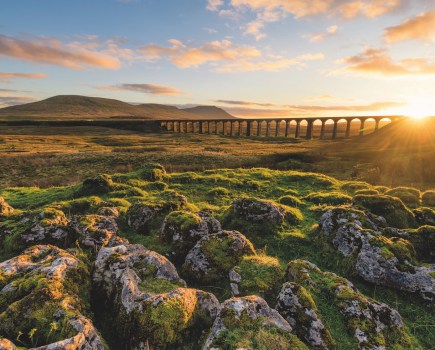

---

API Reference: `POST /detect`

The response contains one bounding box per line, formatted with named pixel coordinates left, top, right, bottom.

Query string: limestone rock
left=93, top=243, right=220, bottom=348
left=276, top=282, right=334, bottom=349
left=203, top=295, right=306, bottom=350
left=183, top=230, right=256, bottom=283
left=228, top=197, right=292, bottom=224
left=160, top=210, right=221, bottom=261
left=0, top=245, right=105, bottom=349
left=0, top=338, right=16, bottom=350
left=319, top=207, right=435, bottom=300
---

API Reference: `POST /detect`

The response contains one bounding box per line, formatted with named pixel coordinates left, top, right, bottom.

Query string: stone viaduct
left=159, top=116, right=405, bottom=139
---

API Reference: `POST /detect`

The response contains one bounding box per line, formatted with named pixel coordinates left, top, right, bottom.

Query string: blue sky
left=1, top=0, right=435, bottom=118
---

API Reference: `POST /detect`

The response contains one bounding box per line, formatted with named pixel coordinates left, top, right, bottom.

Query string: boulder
left=276, top=282, right=334, bottom=349
left=0, top=197, right=13, bottom=217
left=286, top=260, right=412, bottom=350
left=183, top=230, right=256, bottom=283
left=160, top=211, right=221, bottom=262
left=81, top=174, right=113, bottom=195
left=93, top=243, right=220, bottom=348
left=0, top=245, right=105, bottom=349
left=126, top=193, right=188, bottom=234
left=203, top=295, right=307, bottom=350
left=319, top=208, right=435, bottom=300
left=413, top=207, right=435, bottom=226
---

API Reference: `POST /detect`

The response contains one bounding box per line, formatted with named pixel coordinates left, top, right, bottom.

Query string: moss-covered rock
left=126, top=192, right=188, bottom=234
left=386, top=187, right=421, bottom=208
left=353, top=194, right=416, bottom=228
left=354, top=189, right=379, bottom=195
left=286, top=259, right=417, bottom=350
left=0, top=245, right=105, bottom=349
left=81, top=174, right=114, bottom=195
left=319, top=207, right=435, bottom=300
left=304, top=191, right=352, bottom=206
left=160, top=211, right=221, bottom=263
left=0, top=197, right=13, bottom=217
left=276, top=282, right=334, bottom=349
left=422, top=190, right=435, bottom=207
left=222, top=197, right=303, bottom=236
left=183, top=230, right=256, bottom=284
left=231, top=255, right=284, bottom=300
left=203, top=295, right=307, bottom=350
left=93, top=243, right=220, bottom=348
left=278, top=195, right=303, bottom=207
left=136, top=162, right=167, bottom=182
left=413, top=207, right=435, bottom=226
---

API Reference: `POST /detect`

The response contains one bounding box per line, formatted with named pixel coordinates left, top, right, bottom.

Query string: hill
left=182, top=105, right=237, bottom=119
left=0, top=95, right=236, bottom=120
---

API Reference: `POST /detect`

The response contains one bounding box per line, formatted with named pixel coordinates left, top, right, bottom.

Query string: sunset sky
left=1, top=0, right=435, bottom=118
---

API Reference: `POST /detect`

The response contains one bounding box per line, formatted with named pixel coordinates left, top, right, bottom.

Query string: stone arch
left=322, top=119, right=336, bottom=139
left=297, top=119, right=308, bottom=138
left=376, top=117, right=393, bottom=132
left=335, top=118, right=348, bottom=138
left=347, top=118, right=362, bottom=137
left=311, top=119, right=323, bottom=138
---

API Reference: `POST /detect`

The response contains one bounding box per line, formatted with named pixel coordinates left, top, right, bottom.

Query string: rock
left=276, top=282, right=334, bottom=349
left=223, top=197, right=303, bottom=228
left=352, top=194, right=416, bottom=228
left=0, top=197, right=13, bottom=217
left=126, top=193, right=188, bottom=234
left=231, top=255, right=284, bottom=299
left=183, top=230, right=256, bottom=284
left=160, top=210, right=221, bottom=262
left=319, top=208, right=435, bottom=300
left=97, top=206, right=120, bottom=218
left=93, top=243, right=220, bottom=348
left=81, top=174, right=113, bottom=195
left=69, top=214, right=119, bottom=249
left=413, top=207, right=435, bottom=226
left=286, top=260, right=412, bottom=350
left=203, top=295, right=307, bottom=350
left=0, top=338, right=16, bottom=350
left=0, top=245, right=105, bottom=349
left=137, top=162, right=167, bottom=182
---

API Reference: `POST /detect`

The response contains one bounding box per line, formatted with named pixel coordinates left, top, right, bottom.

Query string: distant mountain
left=182, top=105, right=237, bottom=120
left=0, top=95, right=237, bottom=120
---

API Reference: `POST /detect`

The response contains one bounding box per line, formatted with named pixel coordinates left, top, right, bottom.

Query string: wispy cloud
left=385, top=10, right=435, bottom=43
left=0, top=95, right=36, bottom=107
left=0, top=72, right=47, bottom=83
left=95, top=83, right=184, bottom=95
left=309, top=25, right=338, bottom=43
left=0, top=35, right=122, bottom=70
left=140, top=39, right=323, bottom=72
left=337, top=47, right=435, bottom=76
left=207, top=0, right=224, bottom=11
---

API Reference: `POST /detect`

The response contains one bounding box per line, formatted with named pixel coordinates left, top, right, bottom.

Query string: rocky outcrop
left=69, top=214, right=119, bottom=249
left=0, top=245, right=105, bottom=349
left=126, top=193, right=188, bottom=234
left=276, top=282, right=334, bottom=349
left=286, top=260, right=412, bottom=350
left=183, top=230, right=256, bottom=283
left=0, top=197, right=13, bottom=217
left=93, top=243, right=220, bottom=348
left=160, top=211, right=221, bottom=262
left=319, top=207, right=435, bottom=300
left=203, top=295, right=307, bottom=350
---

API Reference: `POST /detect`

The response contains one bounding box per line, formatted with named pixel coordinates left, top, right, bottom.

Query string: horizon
left=1, top=0, right=435, bottom=119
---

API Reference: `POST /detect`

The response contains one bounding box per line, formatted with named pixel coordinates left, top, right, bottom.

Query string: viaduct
left=159, top=116, right=405, bottom=139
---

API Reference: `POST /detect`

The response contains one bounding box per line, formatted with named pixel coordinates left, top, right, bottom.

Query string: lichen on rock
left=0, top=197, right=13, bottom=217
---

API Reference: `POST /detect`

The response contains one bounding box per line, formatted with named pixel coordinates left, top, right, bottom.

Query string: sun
left=399, top=95, right=435, bottom=120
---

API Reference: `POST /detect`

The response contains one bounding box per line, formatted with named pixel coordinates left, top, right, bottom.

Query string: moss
left=55, top=196, right=105, bottom=215
left=138, top=278, right=182, bottom=294
left=413, top=207, right=435, bottom=226
left=340, top=181, right=371, bottom=194
left=386, top=187, right=421, bottom=208
left=164, top=211, right=201, bottom=234
left=207, top=187, right=230, bottom=197
left=355, top=189, right=379, bottom=195
left=81, top=174, right=113, bottom=195
left=353, top=194, right=416, bottom=228
left=213, top=310, right=308, bottom=350
left=278, top=195, right=303, bottom=207
left=380, top=246, right=395, bottom=260
left=235, top=255, right=284, bottom=300
left=304, top=192, right=352, bottom=206
left=422, top=190, right=435, bottom=207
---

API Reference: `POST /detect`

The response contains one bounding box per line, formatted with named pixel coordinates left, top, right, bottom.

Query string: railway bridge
left=160, top=115, right=405, bottom=139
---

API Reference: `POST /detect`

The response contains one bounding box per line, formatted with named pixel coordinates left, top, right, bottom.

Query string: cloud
left=95, top=83, right=184, bottom=95
left=209, top=0, right=407, bottom=39
left=0, top=96, right=36, bottom=108
left=338, top=47, right=435, bottom=76
left=309, top=25, right=338, bottom=42
left=140, top=39, right=323, bottom=72
left=0, top=35, right=122, bottom=70
left=385, top=10, right=435, bottom=43
left=0, top=72, right=47, bottom=83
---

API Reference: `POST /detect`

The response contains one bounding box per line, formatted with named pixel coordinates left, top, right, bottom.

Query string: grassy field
left=0, top=121, right=433, bottom=189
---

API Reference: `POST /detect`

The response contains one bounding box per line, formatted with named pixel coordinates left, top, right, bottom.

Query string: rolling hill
left=0, top=95, right=237, bottom=120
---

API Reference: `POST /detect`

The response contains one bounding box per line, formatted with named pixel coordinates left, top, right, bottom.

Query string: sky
left=1, top=0, right=435, bottom=118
